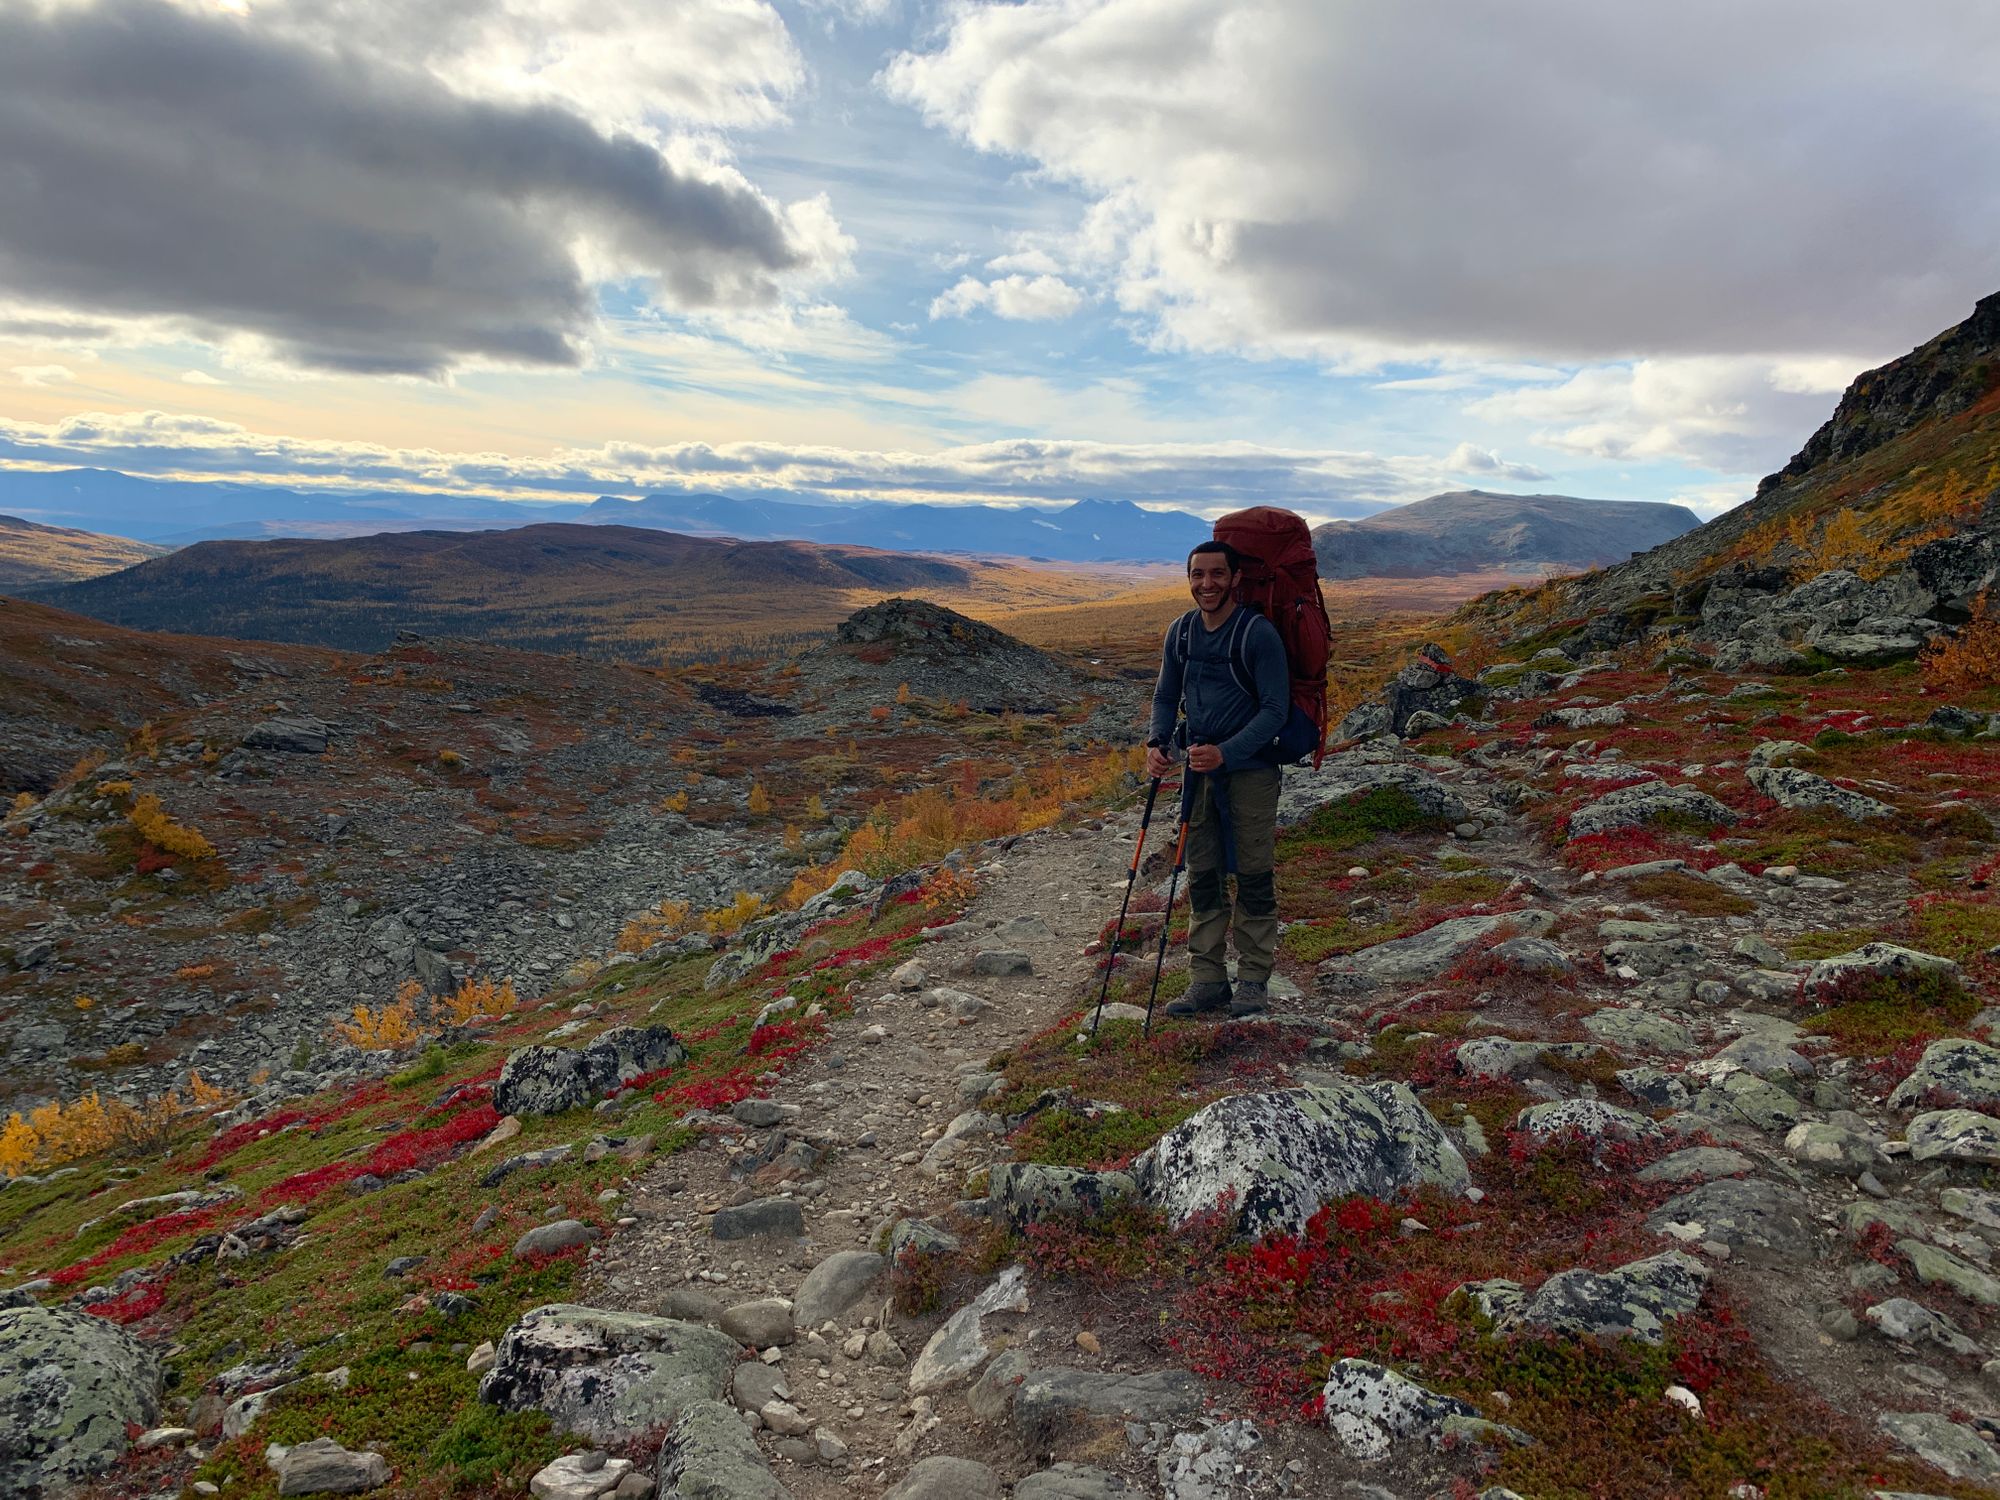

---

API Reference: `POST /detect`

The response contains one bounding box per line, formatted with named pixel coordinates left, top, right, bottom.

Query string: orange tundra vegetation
left=1923, top=590, right=2000, bottom=697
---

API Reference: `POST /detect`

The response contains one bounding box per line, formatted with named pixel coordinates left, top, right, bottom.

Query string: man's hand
left=1187, top=743, right=1224, bottom=773
left=1144, top=745, right=1175, bottom=779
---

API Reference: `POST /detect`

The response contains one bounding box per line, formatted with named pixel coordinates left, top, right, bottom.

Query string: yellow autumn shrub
left=334, top=990, right=433, bottom=1051
left=129, top=794, right=216, bottom=861
left=437, top=975, right=518, bottom=1026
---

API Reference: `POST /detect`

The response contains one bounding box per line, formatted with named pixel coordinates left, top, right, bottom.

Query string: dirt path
left=588, top=735, right=1987, bottom=1499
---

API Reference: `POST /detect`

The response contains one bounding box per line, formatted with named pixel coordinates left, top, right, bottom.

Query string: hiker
left=1144, top=539, right=1291, bottom=1018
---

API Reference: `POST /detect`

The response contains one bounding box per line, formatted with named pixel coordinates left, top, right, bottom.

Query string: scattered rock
left=1784, top=1122, right=1884, bottom=1178
left=1011, top=1367, right=1206, bottom=1442
left=1864, top=1298, right=1982, bottom=1358
left=514, top=1220, right=601, bottom=1258
left=1320, top=911, right=1554, bottom=988
left=1321, top=1358, right=1476, bottom=1461
left=1566, top=784, right=1736, bottom=842
left=908, top=1267, right=1029, bottom=1395
left=718, top=1299, right=793, bottom=1349
left=274, top=1437, right=392, bottom=1496
left=1014, top=1463, right=1138, bottom=1500
left=1907, top=1110, right=2000, bottom=1165
left=1877, top=1410, right=2000, bottom=1482
left=528, top=1453, right=632, bottom=1500
left=712, top=1198, right=805, bottom=1241
left=656, top=1399, right=792, bottom=1500
left=791, top=1252, right=884, bottom=1330
left=1513, top=1099, right=1660, bottom=1142
left=1647, top=1178, right=1816, bottom=1258
left=971, top=950, right=1033, bottom=977
left=243, top=716, right=332, bottom=754
left=883, top=1456, right=1003, bottom=1500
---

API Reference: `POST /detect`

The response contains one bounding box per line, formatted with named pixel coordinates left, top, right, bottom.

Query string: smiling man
left=1143, top=540, right=1290, bottom=1018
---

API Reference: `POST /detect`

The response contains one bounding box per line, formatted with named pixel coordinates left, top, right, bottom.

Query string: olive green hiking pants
left=1184, top=765, right=1281, bottom=986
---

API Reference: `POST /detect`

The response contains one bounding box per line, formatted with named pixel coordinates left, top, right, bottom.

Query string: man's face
left=1188, top=552, right=1237, bottom=614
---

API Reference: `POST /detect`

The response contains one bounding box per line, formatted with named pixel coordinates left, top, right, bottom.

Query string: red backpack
left=1213, top=506, right=1334, bottom=767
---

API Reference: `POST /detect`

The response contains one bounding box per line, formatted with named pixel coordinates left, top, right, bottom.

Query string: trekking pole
left=1141, top=774, right=1198, bottom=1039
left=1088, top=775, right=1163, bottom=1037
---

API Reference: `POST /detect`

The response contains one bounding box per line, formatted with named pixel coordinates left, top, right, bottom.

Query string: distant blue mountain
left=0, top=466, right=1393, bottom=562
left=579, top=493, right=1225, bottom=562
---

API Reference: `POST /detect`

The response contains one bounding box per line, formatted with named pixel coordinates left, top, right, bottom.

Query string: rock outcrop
left=478, top=1304, right=739, bottom=1442
left=494, top=1026, right=686, bottom=1117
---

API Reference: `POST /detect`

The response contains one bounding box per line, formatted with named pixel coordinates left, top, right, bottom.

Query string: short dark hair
left=1187, top=539, right=1244, bottom=572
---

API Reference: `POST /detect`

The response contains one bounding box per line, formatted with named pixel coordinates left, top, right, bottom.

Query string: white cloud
left=796, top=0, right=896, bottom=26
left=180, top=369, right=226, bottom=385
left=0, top=0, right=844, bottom=376
left=1468, top=355, right=1869, bottom=474
left=885, top=0, right=2000, bottom=366
left=930, top=273, right=1085, bottom=322
left=12, top=365, right=76, bottom=386
left=1445, top=442, right=1550, bottom=484
left=0, top=406, right=1512, bottom=515
left=985, top=247, right=1064, bottom=277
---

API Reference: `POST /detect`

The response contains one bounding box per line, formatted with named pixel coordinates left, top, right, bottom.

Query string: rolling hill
left=22, top=523, right=1163, bottom=661
left=1311, top=491, right=1700, bottom=579
left=0, top=513, right=167, bottom=589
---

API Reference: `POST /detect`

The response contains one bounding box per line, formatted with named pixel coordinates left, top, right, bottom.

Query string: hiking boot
left=1165, top=980, right=1232, bottom=1018
left=1228, top=980, right=1270, bottom=1017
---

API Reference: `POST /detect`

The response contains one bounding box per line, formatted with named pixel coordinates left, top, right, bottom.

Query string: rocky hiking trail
left=7, top=621, right=2000, bottom=1500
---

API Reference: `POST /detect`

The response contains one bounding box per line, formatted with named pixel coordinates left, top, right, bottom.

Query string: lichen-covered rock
left=1745, top=764, right=1893, bottom=820
left=1510, top=1252, right=1709, bottom=1344
left=1907, top=1109, right=2000, bottom=1165
left=1513, top=1099, right=1661, bottom=1143
left=1321, top=1358, right=1476, bottom=1461
left=1864, top=1297, right=1982, bottom=1358
left=1877, top=1410, right=2000, bottom=1482
left=1784, top=1122, right=1885, bottom=1178
left=1276, top=757, right=1470, bottom=828
left=656, top=1399, right=792, bottom=1500
left=1319, top=910, right=1554, bottom=989
left=1803, top=944, right=1962, bottom=1000
left=0, top=1304, right=162, bottom=1497
left=1566, top=783, right=1736, bottom=841
left=478, top=1304, right=738, bottom=1441
left=1009, top=1368, right=1205, bottom=1443
left=1889, top=1038, right=2000, bottom=1111
left=1581, top=1008, right=1697, bottom=1056
left=1646, top=1177, right=1815, bottom=1258
left=1136, top=1082, right=1470, bottom=1237
left=494, top=1026, right=686, bottom=1117
left=987, top=1164, right=1138, bottom=1231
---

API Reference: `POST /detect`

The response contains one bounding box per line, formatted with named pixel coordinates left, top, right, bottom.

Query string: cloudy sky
left=3, top=0, right=1998, bottom=524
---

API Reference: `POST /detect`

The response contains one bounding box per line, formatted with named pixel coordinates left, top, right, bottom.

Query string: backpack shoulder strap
left=1225, top=606, right=1257, bottom=698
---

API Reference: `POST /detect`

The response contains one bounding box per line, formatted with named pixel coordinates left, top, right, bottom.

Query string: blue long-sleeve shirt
left=1148, top=606, right=1290, bottom=769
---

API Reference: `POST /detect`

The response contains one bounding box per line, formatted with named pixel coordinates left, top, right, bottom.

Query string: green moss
left=1291, top=786, right=1446, bottom=851
left=1907, top=898, right=2000, bottom=966
left=1785, top=927, right=1887, bottom=961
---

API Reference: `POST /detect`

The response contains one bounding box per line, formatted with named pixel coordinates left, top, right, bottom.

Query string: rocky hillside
left=0, top=597, right=1135, bottom=1118
left=1456, top=292, right=2000, bottom=647
left=1313, top=492, right=1698, bottom=580
left=0, top=513, right=166, bottom=589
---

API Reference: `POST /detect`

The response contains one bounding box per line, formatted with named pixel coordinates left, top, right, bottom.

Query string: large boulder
left=987, top=1164, right=1139, bottom=1231
left=1566, top=782, right=1737, bottom=841
left=1745, top=765, right=1893, bottom=820
left=1318, top=910, right=1554, bottom=990
left=1135, top=1082, right=1470, bottom=1237
left=243, top=715, right=332, bottom=754
left=0, top=1304, right=163, bottom=1496
left=1889, top=1038, right=2000, bottom=1111
left=274, top=1437, right=392, bottom=1496
left=494, top=1026, right=686, bottom=1117
left=478, top=1304, right=739, bottom=1442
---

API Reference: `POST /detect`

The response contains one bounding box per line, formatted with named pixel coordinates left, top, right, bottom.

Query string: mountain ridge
left=0, top=512, right=168, bottom=589
left=1312, top=490, right=1699, bottom=579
